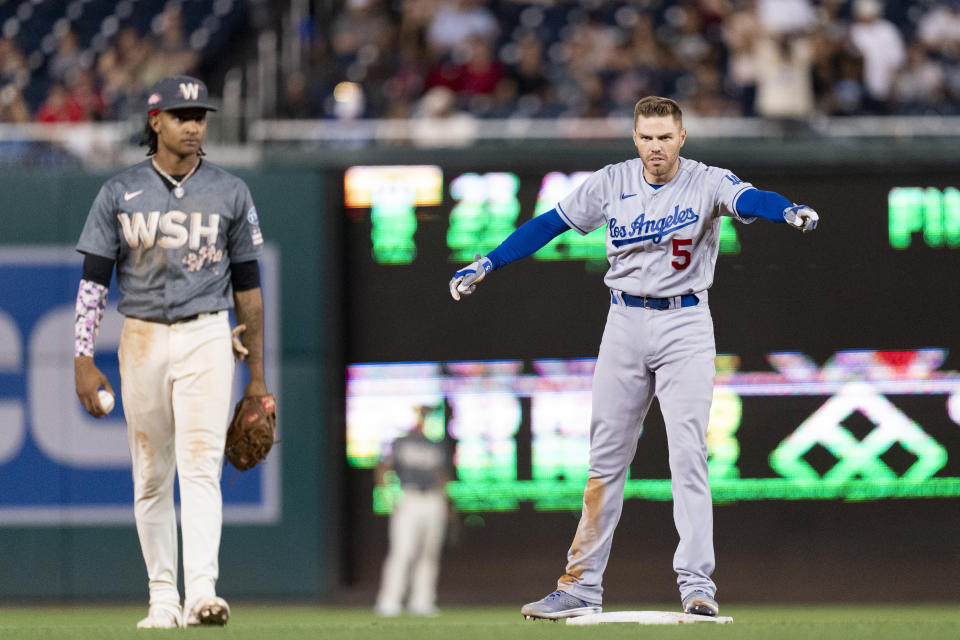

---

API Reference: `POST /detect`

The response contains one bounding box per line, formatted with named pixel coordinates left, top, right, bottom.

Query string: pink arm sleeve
left=74, top=279, right=108, bottom=357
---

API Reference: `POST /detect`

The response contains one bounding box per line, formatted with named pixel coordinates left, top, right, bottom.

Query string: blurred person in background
left=754, top=31, right=815, bottom=120
left=97, top=27, right=150, bottom=119
left=140, top=6, right=199, bottom=87
left=277, top=70, right=322, bottom=119
left=48, top=30, right=84, bottom=86
left=331, top=0, right=396, bottom=70
left=723, top=0, right=762, bottom=116
left=892, top=41, right=946, bottom=114
left=36, top=83, right=86, bottom=123
left=917, top=0, right=960, bottom=62
left=0, top=84, right=29, bottom=122
left=375, top=406, right=454, bottom=617
left=426, top=0, right=499, bottom=61
left=69, top=67, right=107, bottom=121
left=848, top=0, right=905, bottom=113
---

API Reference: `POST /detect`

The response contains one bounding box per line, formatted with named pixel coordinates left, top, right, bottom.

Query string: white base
left=566, top=611, right=733, bottom=625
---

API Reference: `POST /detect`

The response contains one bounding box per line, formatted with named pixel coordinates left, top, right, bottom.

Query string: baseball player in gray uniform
left=375, top=407, right=454, bottom=617
left=73, top=75, right=271, bottom=629
left=449, top=96, right=818, bottom=619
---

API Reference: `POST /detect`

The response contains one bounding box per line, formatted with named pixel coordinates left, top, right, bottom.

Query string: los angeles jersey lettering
left=556, top=157, right=755, bottom=298
left=76, top=159, right=263, bottom=321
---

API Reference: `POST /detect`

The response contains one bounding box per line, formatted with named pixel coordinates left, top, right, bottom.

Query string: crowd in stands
left=3, top=0, right=960, bottom=125
left=0, top=3, right=210, bottom=124
left=285, top=0, right=960, bottom=121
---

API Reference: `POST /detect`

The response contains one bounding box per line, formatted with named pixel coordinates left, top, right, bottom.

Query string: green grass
left=0, top=604, right=957, bottom=640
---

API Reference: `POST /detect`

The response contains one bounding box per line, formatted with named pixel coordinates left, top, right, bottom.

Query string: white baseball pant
left=118, top=311, right=234, bottom=612
left=557, top=299, right=717, bottom=604
left=376, top=488, right=448, bottom=613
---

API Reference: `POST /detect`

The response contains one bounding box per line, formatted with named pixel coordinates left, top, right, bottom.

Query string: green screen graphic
left=348, top=349, right=960, bottom=513
left=347, top=167, right=742, bottom=266
left=889, top=186, right=960, bottom=249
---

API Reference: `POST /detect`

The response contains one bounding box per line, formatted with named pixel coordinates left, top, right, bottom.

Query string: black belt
left=619, top=293, right=699, bottom=310
left=136, top=311, right=219, bottom=325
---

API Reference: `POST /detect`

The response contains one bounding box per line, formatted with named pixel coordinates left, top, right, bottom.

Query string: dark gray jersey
left=76, top=159, right=263, bottom=321
left=391, top=434, right=451, bottom=492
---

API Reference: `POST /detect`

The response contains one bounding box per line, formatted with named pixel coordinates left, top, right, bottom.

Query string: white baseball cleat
left=136, top=604, right=182, bottom=629
left=185, top=596, right=230, bottom=626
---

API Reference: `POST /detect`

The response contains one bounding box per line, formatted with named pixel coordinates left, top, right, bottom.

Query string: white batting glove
left=783, top=204, right=819, bottom=233
left=449, top=254, right=493, bottom=301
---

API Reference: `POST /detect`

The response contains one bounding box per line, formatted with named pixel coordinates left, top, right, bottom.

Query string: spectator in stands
left=426, top=34, right=504, bottom=115
left=826, top=46, right=868, bottom=115
left=892, top=42, right=946, bottom=114
left=848, top=0, right=906, bottom=113
left=49, top=30, right=84, bottom=86
left=277, top=70, right=322, bottom=119
left=331, top=0, right=396, bottom=69
left=426, top=0, right=499, bottom=61
left=0, top=38, right=27, bottom=87
left=917, top=0, right=960, bottom=61
left=502, top=32, right=556, bottom=116
left=140, top=6, right=199, bottom=87
left=754, top=31, right=815, bottom=119
left=722, top=0, right=762, bottom=116
left=97, top=27, right=149, bottom=119
left=69, top=67, right=107, bottom=121
left=35, top=83, right=85, bottom=123
left=0, top=84, right=29, bottom=122
left=756, top=0, right=815, bottom=35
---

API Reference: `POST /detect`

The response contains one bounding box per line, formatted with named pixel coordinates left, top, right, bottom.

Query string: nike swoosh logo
left=621, top=193, right=637, bottom=199
left=123, top=189, right=143, bottom=201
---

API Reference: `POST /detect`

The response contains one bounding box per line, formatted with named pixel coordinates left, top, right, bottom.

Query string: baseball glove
left=225, top=394, right=277, bottom=471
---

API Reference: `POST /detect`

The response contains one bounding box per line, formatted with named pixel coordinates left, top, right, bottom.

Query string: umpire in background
left=375, top=406, right=455, bottom=617
left=73, top=75, right=271, bottom=629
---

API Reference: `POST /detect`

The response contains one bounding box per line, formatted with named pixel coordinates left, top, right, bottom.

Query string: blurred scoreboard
left=337, top=163, right=960, bottom=513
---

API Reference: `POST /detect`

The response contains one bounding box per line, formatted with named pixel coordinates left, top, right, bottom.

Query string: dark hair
left=139, top=118, right=158, bottom=156
left=634, top=96, right=683, bottom=127
left=138, top=115, right=206, bottom=156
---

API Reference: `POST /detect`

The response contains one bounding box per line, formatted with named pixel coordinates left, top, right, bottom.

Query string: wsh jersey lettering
left=118, top=211, right=221, bottom=250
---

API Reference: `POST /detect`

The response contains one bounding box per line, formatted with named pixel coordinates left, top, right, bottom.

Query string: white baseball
left=98, top=389, right=115, bottom=414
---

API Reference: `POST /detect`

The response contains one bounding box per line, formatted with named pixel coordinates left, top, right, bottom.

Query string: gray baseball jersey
left=391, top=434, right=451, bottom=492
left=76, top=159, right=263, bottom=321
left=556, top=157, right=755, bottom=297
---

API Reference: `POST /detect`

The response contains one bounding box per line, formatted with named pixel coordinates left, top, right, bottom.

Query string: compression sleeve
left=82, top=252, right=115, bottom=286
left=230, top=260, right=261, bottom=292
left=487, top=209, right=571, bottom=270
left=75, top=279, right=108, bottom=357
left=735, top=189, right=792, bottom=223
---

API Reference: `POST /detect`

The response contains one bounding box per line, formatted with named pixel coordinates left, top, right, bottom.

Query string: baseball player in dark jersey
left=449, top=96, right=818, bottom=620
left=374, top=407, right=454, bottom=617
left=73, top=75, right=271, bottom=629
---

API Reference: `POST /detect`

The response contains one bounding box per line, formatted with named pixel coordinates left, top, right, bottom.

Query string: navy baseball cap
left=146, top=75, right=217, bottom=113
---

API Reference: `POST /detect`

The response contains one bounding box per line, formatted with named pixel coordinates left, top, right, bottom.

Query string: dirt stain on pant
left=559, top=477, right=605, bottom=585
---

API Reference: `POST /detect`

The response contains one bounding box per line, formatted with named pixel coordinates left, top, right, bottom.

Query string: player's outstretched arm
left=448, top=209, right=570, bottom=301
left=735, top=190, right=819, bottom=232
left=74, top=276, right=114, bottom=417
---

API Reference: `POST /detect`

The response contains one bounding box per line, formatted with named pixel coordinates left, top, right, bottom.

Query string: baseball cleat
left=185, top=596, right=230, bottom=626
left=136, top=604, right=182, bottom=629
left=521, top=590, right=601, bottom=620
left=682, top=590, right=718, bottom=617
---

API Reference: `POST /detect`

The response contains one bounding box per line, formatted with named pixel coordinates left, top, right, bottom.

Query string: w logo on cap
left=179, top=83, right=200, bottom=100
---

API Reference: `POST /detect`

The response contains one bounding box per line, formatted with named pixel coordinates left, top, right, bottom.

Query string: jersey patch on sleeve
left=251, top=228, right=264, bottom=245
left=724, top=174, right=743, bottom=186
left=246, top=206, right=260, bottom=226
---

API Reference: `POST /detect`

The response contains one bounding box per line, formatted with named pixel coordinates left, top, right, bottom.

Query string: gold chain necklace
left=151, top=157, right=200, bottom=199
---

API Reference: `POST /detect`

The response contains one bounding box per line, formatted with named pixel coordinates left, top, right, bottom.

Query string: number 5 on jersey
left=671, top=238, right=692, bottom=270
